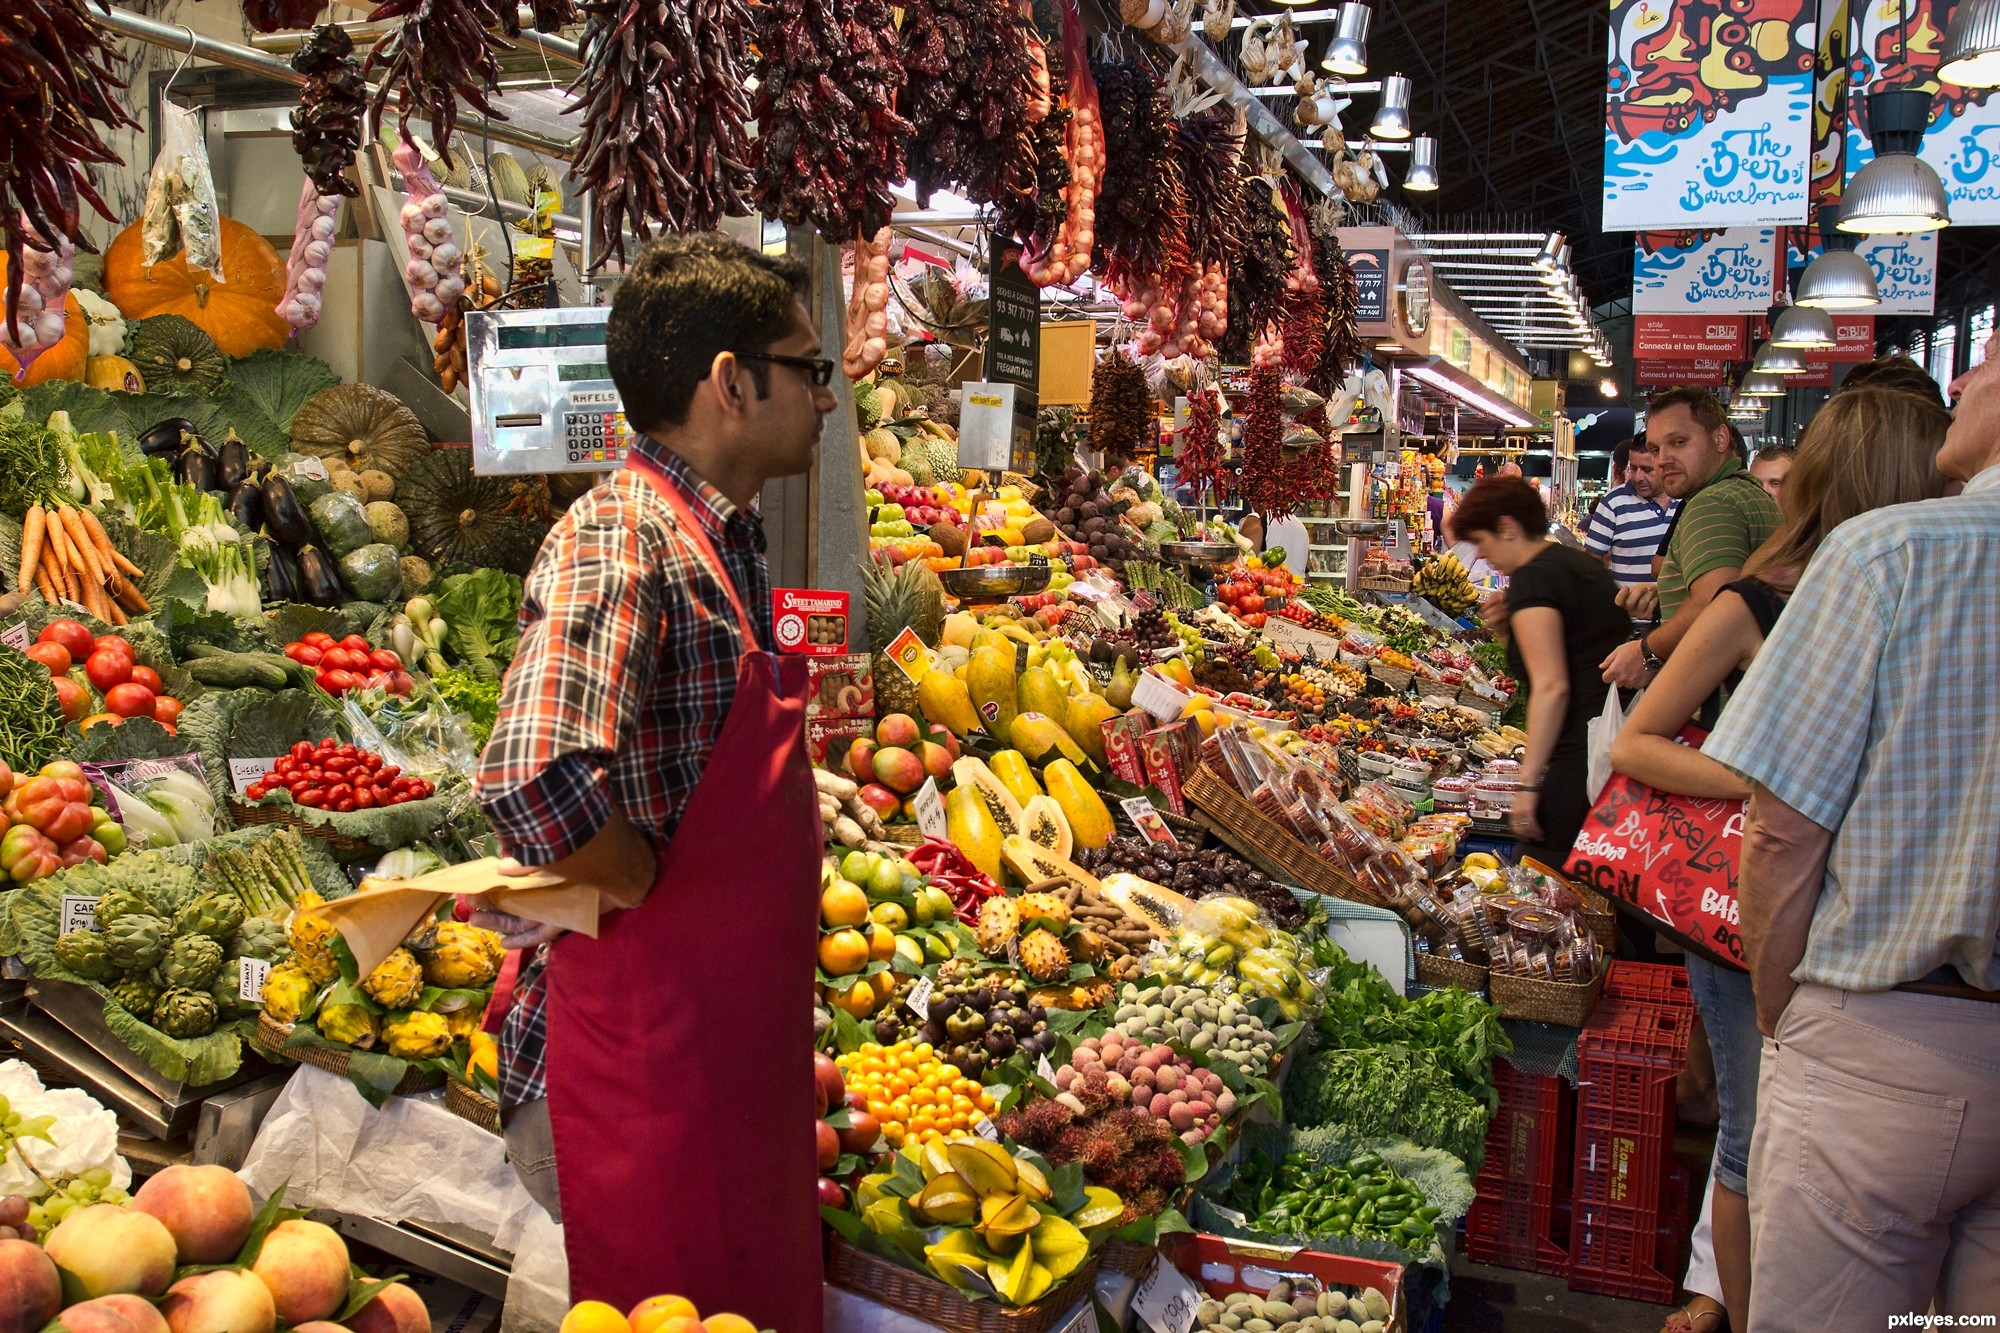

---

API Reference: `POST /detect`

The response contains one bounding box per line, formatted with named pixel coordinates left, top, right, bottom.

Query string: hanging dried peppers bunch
left=530, top=0, right=580, bottom=28
left=365, top=0, right=514, bottom=168
left=1238, top=363, right=1290, bottom=518
left=1089, top=350, right=1153, bottom=463
left=0, top=0, right=136, bottom=341
left=1217, top=168, right=1293, bottom=365
left=1175, top=106, right=1246, bottom=271
left=291, top=25, right=367, bottom=198
left=1023, top=0, right=1101, bottom=286
left=1089, top=55, right=1188, bottom=300
left=567, top=0, right=756, bottom=267
left=898, top=0, right=1039, bottom=211
left=247, top=0, right=331, bottom=32
left=752, top=0, right=909, bottom=240
left=1277, top=184, right=1324, bottom=384
left=997, top=19, right=1071, bottom=249
left=1177, top=387, right=1228, bottom=504
left=1315, top=230, right=1365, bottom=386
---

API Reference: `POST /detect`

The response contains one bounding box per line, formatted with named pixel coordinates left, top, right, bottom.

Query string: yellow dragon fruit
left=382, top=1010, right=452, bottom=1061
left=422, top=922, right=504, bottom=989
left=290, top=891, right=341, bottom=984
left=440, top=1003, right=483, bottom=1040
left=261, top=962, right=321, bottom=1025
left=360, top=947, right=425, bottom=1008
left=318, top=1002, right=379, bottom=1049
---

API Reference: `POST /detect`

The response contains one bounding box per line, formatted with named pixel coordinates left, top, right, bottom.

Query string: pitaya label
left=904, top=974, right=934, bottom=1020
left=238, top=957, right=272, bottom=1004
left=59, top=896, right=98, bottom=934
left=913, top=778, right=947, bottom=841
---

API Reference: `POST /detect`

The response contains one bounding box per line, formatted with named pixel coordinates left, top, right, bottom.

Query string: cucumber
left=185, top=653, right=294, bottom=689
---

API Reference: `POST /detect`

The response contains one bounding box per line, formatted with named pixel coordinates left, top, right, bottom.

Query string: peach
left=50, top=1294, right=172, bottom=1333
left=133, top=1164, right=257, bottom=1264
left=913, top=739, right=953, bottom=782
left=856, top=783, right=900, bottom=819
left=870, top=746, right=924, bottom=795
left=345, top=1281, right=430, bottom=1333
left=0, top=1237, right=61, bottom=1330
left=248, top=1219, right=350, bottom=1324
left=43, top=1204, right=178, bottom=1299
left=874, top=714, right=921, bottom=748
left=844, top=738, right=878, bottom=784
left=292, top=1326, right=352, bottom=1333
left=159, top=1269, right=277, bottom=1333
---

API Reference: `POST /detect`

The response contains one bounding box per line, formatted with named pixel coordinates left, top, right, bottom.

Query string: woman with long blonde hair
left=1613, top=384, right=1952, bottom=1333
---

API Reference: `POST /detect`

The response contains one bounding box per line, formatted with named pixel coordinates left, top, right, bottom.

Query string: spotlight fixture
left=1753, top=341, right=1809, bottom=375
left=1403, top=136, right=1438, bottom=190
left=1796, top=203, right=1881, bottom=309
left=1840, top=89, right=1952, bottom=233
left=1533, top=233, right=1564, bottom=271
left=1737, top=371, right=1787, bottom=397
left=1769, top=303, right=1837, bottom=349
left=1940, top=0, right=2000, bottom=88
left=1370, top=75, right=1413, bottom=139
left=1321, top=3, right=1372, bottom=76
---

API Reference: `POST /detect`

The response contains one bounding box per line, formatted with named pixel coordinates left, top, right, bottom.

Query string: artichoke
left=106, top=914, right=171, bottom=972
left=230, top=917, right=292, bottom=964
left=290, top=892, right=341, bottom=984
left=92, top=886, right=153, bottom=927
left=317, top=1002, right=379, bottom=1049
left=381, top=1009, right=452, bottom=1061
left=421, top=922, right=504, bottom=989
left=54, top=930, right=117, bottom=981
left=109, top=976, right=164, bottom=1020
left=162, top=934, right=225, bottom=989
left=175, top=893, right=246, bottom=941
left=360, top=947, right=424, bottom=1009
left=261, top=962, right=321, bottom=1025
left=209, top=966, right=256, bottom=1020
left=154, top=987, right=219, bottom=1039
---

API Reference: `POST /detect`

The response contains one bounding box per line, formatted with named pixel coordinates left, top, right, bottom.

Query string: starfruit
left=863, top=1196, right=913, bottom=1237
left=856, top=1173, right=892, bottom=1210
left=987, top=1233, right=1041, bottom=1305
left=925, top=1229, right=995, bottom=1294
left=912, top=1173, right=979, bottom=1226
left=922, top=1139, right=957, bottom=1181
left=948, top=1139, right=1019, bottom=1198
left=1074, top=1185, right=1126, bottom=1233
left=1013, top=1156, right=1052, bottom=1202
left=1029, top=1216, right=1089, bottom=1282
left=977, top=1192, right=1038, bottom=1253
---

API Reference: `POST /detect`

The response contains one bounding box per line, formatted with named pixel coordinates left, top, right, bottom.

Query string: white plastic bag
left=1585, top=687, right=1630, bottom=802
left=140, top=103, right=223, bottom=276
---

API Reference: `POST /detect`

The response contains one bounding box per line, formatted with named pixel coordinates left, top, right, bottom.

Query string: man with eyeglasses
left=472, top=233, right=836, bottom=1321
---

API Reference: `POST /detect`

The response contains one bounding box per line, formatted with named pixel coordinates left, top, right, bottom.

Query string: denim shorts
left=1686, top=954, right=1760, bottom=1194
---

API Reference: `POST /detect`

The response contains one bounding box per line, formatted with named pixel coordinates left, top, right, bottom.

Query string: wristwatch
left=1639, top=634, right=1665, bottom=673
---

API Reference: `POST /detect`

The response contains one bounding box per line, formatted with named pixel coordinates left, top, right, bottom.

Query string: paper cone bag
left=300, top=857, right=596, bottom=977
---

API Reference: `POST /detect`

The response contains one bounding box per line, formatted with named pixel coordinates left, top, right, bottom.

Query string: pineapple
left=1018, top=928, right=1070, bottom=983
left=1016, top=892, right=1071, bottom=930
left=862, top=554, right=946, bottom=719
left=976, top=897, right=1020, bottom=956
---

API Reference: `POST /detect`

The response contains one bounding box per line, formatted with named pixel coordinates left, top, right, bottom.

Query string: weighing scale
left=465, top=306, right=635, bottom=475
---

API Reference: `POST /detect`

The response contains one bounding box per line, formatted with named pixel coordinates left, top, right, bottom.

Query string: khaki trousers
left=1748, top=983, right=2000, bottom=1330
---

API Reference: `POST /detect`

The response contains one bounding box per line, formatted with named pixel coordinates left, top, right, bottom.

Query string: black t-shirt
left=1505, top=543, right=1629, bottom=755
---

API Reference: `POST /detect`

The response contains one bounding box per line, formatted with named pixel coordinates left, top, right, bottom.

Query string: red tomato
left=298, top=645, right=324, bottom=667
left=103, top=682, right=156, bottom=719
left=23, top=642, right=70, bottom=675
left=386, top=670, right=415, bottom=696
left=304, top=632, right=335, bottom=649
left=128, top=665, right=164, bottom=695
left=83, top=650, right=132, bottom=693
left=340, top=635, right=371, bottom=653
left=324, top=669, right=359, bottom=694
left=245, top=781, right=268, bottom=801
left=1241, top=595, right=1264, bottom=613
left=93, top=637, right=133, bottom=664
left=152, top=696, right=184, bottom=727
left=369, top=649, right=403, bottom=672
left=37, top=620, right=94, bottom=661
left=1245, top=613, right=1267, bottom=628
left=50, top=676, right=88, bottom=723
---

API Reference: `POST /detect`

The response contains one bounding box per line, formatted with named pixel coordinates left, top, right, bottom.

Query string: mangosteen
left=960, top=1049, right=988, bottom=1078
left=921, top=1017, right=949, bottom=1046
left=962, top=988, right=991, bottom=1013
left=985, top=1029, right=1017, bottom=1059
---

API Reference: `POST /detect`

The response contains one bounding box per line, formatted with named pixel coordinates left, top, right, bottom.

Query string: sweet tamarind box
left=771, top=587, right=851, bottom=654
left=1140, top=721, right=1202, bottom=816
left=1100, top=713, right=1152, bottom=786
left=807, top=716, right=873, bottom=769
left=805, top=654, right=873, bottom=721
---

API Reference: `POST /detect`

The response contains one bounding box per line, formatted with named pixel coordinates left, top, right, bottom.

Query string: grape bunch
left=1216, top=642, right=1257, bottom=675
left=1132, top=607, right=1175, bottom=653
left=24, top=1169, right=126, bottom=1236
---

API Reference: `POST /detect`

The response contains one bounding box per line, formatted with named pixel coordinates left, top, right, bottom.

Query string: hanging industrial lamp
left=1769, top=303, right=1837, bottom=349
left=1370, top=75, right=1413, bottom=139
left=1940, top=0, right=2000, bottom=88
left=1532, top=233, right=1564, bottom=271
left=1796, top=201, right=1881, bottom=309
left=1738, top=371, right=1787, bottom=397
left=1322, top=3, right=1372, bottom=76
left=1403, top=135, right=1439, bottom=190
left=1840, top=89, right=1952, bottom=233
left=1753, top=341, right=1809, bottom=375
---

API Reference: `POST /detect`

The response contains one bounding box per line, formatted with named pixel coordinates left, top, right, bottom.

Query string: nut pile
left=1195, top=1280, right=1391, bottom=1333
left=1108, top=981, right=1280, bottom=1079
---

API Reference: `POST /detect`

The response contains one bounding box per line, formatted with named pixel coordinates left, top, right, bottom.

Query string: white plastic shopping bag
left=1585, top=687, right=1630, bottom=802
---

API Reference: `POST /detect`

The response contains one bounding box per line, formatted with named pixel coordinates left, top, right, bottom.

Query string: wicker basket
left=1518, top=858, right=1619, bottom=953
left=228, top=796, right=376, bottom=857
left=1413, top=675, right=1460, bottom=702
left=445, top=1076, right=501, bottom=1133
left=254, top=1014, right=446, bottom=1095
left=1413, top=952, right=1489, bottom=995
left=1370, top=665, right=1413, bottom=693
left=1458, top=690, right=1507, bottom=719
left=826, top=1238, right=1102, bottom=1332
left=879, top=824, right=925, bottom=847
left=1098, top=1237, right=1158, bottom=1278
left=1356, top=573, right=1412, bottom=594
left=1488, top=959, right=1608, bottom=1026
left=1184, top=764, right=1382, bottom=910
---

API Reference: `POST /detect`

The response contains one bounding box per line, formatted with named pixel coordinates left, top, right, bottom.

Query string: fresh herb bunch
left=1286, top=1045, right=1492, bottom=1167
left=0, top=416, right=72, bottom=516
left=1313, top=935, right=1510, bottom=1110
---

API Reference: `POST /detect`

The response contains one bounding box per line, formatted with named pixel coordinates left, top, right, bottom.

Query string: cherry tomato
left=325, top=755, right=354, bottom=773
left=379, top=765, right=402, bottom=782
left=245, top=781, right=268, bottom=801
left=335, top=798, right=356, bottom=812
left=354, top=789, right=376, bottom=809
left=128, top=665, right=164, bottom=695
left=152, top=696, right=183, bottom=727
left=291, top=741, right=314, bottom=761
left=103, top=682, right=157, bottom=719
left=37, top=620, right=95, bottom=661
left=83, top=650, right=132, bottom=693
left=303, top=632, right=335, bottom=649
left=23, top=643, right=70, bottom=676
left=360, top=752, right=383, bottom=770
left=327, top=782, right=353, bottom=804
left=297, top=790, right=326, bottom=808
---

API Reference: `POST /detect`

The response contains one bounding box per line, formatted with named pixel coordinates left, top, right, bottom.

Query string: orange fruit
left=828, top=976, right=877, bottom=1019
left=701, top=1319, right=757, bottom=1333
left=820, top=879, right=869, bottom=928
left=867, top=922, right=896, bottom=962
left=562, top=1302, right=631, bottom=1333
left=629, top=1298, right=700, bottom=1333
left=870, top=971, right=896, bottom=1003
left=817, top=928, right=870, bottom=976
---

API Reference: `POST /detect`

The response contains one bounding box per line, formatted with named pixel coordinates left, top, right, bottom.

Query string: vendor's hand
left=475, top=858, right=569, bottom=949
left=1509, top=789, right=1543, bottom=842
left=1615, top=582, right=1660, bottom=620
left=1478, top=589, right=1510, bottom=639
left=1600, top=639, right=1652, bottom=689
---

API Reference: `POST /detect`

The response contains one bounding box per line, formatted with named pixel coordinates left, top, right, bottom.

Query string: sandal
left=1663, top=1299, right=1726, bottom=1333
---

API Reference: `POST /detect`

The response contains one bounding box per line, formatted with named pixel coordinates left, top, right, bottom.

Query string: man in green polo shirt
left=1602, top=387, right=1781, bottom=688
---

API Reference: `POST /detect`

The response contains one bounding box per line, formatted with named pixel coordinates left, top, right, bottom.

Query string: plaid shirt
left=474, top=440, right=772, bottom=1107
left=1706, top=464, right=2000, bottom=992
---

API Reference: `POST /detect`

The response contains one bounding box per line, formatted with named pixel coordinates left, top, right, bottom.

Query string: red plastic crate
left=1602, top=960, right=1694, bottom=1015
left=1158, top=1233, right=1405, bottom=1330
left=1464, top=1062, right=1573, bottom=1275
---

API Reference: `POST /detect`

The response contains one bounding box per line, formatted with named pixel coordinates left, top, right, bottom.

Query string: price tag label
left=1121, top=797, right=1181, bottom=848
left=1053, top=1299, right=1098, bottom=1333
left=913, top=778, right=948, bottom=841
left=59, top=896, right=99, bottom=934
left=882, top=627, right=930, bottom=684
left=1131, top=1256, right=1202, bottom=1333
left=0, top=623, right=29, bottom=651
left=973, top=1117, right=1002, bottom=1143
left=229, top=757, right=281, bottom=796
left=1036, top=1051, right=1057, bottom=1085
left=237, top=957, right=272, bottom=1004
left=905, top=974, right=934, bottom=1020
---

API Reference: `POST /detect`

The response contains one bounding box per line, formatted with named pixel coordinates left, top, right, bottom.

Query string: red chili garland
left=1177, top=387, right=1227, bottom=504
left=1238, top=363, right=1290, bottom=520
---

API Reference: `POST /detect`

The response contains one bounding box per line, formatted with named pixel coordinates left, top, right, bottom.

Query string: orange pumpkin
left=0, top=256, right=89, bottom=384
left=103, top=215, right=292, bottom=357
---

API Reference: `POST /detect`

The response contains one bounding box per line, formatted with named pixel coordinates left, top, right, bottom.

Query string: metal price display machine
left=466, top=306, right=635, bottom=474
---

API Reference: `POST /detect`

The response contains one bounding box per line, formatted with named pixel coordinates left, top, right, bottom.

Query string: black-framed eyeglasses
left=737, top=351, right=836, bottom=386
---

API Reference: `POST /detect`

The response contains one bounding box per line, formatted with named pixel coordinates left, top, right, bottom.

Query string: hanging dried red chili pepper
left=1238, top=362, right=1290, bottom=519
left=291, top=25, right=367, bottom=198
left=1177, top=386, right=1228, bottom=505
left=364, top=0, right=514, bottom=168
left=898, top=0, right=1039, bottom=211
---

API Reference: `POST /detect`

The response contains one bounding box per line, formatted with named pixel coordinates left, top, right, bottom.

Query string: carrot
left=39, top=542, right=72, bottom=606
left=57, top=508, right=106, bottom=593
left=17, top=506, right=44, bottom=595
left=111, top=574, right=151, bottom=614
left=44, top=516, right=83, bottom=607
left=104, top=599, right=128, bottom=626
left=76, top=509, right=128, bottom=587
left=32, top=560, right=55, bottom=606
left=107, top=548, right=143, bottom=579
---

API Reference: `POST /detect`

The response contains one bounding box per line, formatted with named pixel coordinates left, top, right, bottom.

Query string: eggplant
left=227, top=480, right=265, bottom=532
left=263, top=542, right=300, bottom=603
left=175, top=434, right=219, bottom=492
left=295, top=544, right=343, bottom=607
left=262, top=474, right=316, bottom=550
left=139, top=418, right=200, bottom=458
left=217, top=433, right=248, bottom=491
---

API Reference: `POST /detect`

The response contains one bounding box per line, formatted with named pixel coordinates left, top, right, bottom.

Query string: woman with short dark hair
left=1452, top=478, right=1628, bottom=862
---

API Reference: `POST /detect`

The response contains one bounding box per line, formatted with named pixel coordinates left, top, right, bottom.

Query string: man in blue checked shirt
left=1703, top=331, right=2000, bottom=1328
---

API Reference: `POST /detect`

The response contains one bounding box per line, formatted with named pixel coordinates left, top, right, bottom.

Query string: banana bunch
left=1413, top=552, right=1479, bottom=616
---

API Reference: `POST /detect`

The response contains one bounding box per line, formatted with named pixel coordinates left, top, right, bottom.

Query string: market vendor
left=471, top=233, right=836, bottom=1326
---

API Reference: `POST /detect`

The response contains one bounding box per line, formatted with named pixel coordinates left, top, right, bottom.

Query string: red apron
left=541, top=455, right=824, bottom=1327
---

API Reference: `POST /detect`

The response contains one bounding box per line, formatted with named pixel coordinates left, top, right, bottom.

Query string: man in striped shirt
left=1581, top=437, right=1676, bottom=588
